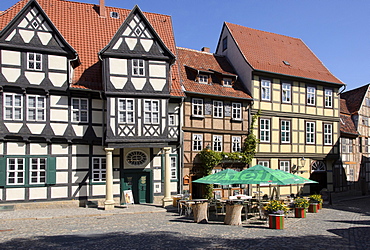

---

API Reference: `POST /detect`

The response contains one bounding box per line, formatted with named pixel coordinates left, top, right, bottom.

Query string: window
left=126, top=150, right=148, bottom=166
left=213, top=135, right=222, bottom=152
left=324, top=89, right=333, bottom=108
left=27, top=95, right=45, bottom=121
left=362, top=117, right=369, bottom=126
left=213, top=100, right=223, bottom=118
left=232, top=102, right=242, bottom=120
left=324, top=124, right=332, bottom=145
left=260, top=118, right=270, bottom=143
left=281, top=120, right=291, bottom=143
left=170, top=156, right=177, bottom=180
left=132, top=59, right=145, bottom=76
left=192, top=98, right=203, bottom=117
left=307, top=86, right=316, bottom=105
left=279, top=161, right=290, bottom=172
left=30, top=158, right=47, bottom=184
left=110, top=11, right=119, bottom=19
left=232, top=136, right=241, bottom=152
left=367, top=138, right=370, bottom=153
left=282, top=82, right=291, bottom=103
left=118, top=99, right=134, bottom=124
left=2, top=156, right=56, bottom=186
left=144, top=100, right=159, bottom=124
left=198, top=75, right=208, bottom=84
left=306, top=121, right=315, bottom=144
left=92, top=158, right=106, bottom=182
left=72, top=98, right=88, bottom=122
left=27, top=52, right=42, bottom=71
left=366, top=97, right=370, bottom=107
left=261, top=79, right=271, bottom=101
left=222, top=37, right=227, bottom=51
left=4, top=93, right=22, bottom=120
left=169, top=114, right=177, bottom=126
left=223, top=78, right=232, bottom=87
left=258, top=161, right=269, bottom=167
left=7, top=158, right=25, bottom=185
left=193, top=134, right=203, bottom=151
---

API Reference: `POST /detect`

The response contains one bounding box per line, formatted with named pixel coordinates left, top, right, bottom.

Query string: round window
left=126, top=150, right=148, bottom=167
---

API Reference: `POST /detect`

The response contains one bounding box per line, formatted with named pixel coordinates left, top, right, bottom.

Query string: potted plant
left=308, top=194, right=322, bottom=213
left=264, top=200, right=288, bottom=229
left=293, top=197, right=309, bottom=218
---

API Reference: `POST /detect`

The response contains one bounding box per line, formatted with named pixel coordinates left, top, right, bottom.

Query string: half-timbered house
left=0, top=0, right=184, bottom=207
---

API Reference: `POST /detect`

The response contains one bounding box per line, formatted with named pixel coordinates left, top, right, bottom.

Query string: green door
left=121, top=171, right=152, bottom=204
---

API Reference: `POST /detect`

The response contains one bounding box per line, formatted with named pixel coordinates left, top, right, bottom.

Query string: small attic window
left=110, top=12, right=119, bottom=19
left=198, top=74, right=208, bottom=84
left=32, top=20, right=39, bottom=29
left=283, top=60, right=290, bottom=66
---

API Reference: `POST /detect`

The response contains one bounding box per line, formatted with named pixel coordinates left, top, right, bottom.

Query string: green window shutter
left=0, top=157, right=6, bottom=186
left=47, top=157, right=56, bottom=185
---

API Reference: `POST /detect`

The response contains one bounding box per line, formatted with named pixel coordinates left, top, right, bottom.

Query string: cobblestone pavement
left=0, top=197, right=369, bottom=249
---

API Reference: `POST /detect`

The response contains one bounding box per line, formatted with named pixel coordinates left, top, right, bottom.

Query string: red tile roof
left=177, top=47, right=252, bottom=100
left=340, top=99, right=358, bottom=136
left=225, top=22, right=344, bottom=85
left=0, top=0, right=184, bottom=97
left=341, top=84, right=369, bottom=114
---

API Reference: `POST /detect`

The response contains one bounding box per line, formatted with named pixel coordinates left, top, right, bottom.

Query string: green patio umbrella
left=273, top=169, right=318, bottom=185
left=192, top=169, right=239, bottom=185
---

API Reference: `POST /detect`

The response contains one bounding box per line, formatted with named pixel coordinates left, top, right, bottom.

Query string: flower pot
left=318, top=203, right=322, bottom=210
left=269, top=214, right=284, bottom=229
left=294, top=207, right=306, bottom=218
left=308, top=203, right=318, bottom=213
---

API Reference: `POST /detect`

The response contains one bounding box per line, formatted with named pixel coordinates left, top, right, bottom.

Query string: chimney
left=99, top=0, right=106, bottom=18
left=201, top=47, right=210, bottom=53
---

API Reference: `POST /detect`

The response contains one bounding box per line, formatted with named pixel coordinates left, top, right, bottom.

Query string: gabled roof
left=223, top=22, right=344, bottom=85
left=0, top=0, right=183, bottom=96
left=177, top=47, right=252, bottom=100
left=340, top=99, right=358, bottom=137
left=341, top=84, right=369, bottom=114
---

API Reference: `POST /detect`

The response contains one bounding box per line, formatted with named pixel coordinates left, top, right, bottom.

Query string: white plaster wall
left=1, top=50, right=21, bottom=65
left=72, top=125, right=87, bottom=137
left=49, top=72, right=67, bottom=87
left=2, top=68, right=20, bottom=82
left=92, top=99, right=104, bottom=109
left=30, top=143, right=48, bottom=155
left=153, top=169, right=161, bottom=181
left=4, top=123, right=22, bottom=133
left=52, top=144, right=68, bottom=155
left=72, top=171, right=88, bottom=183
left=51, top=186, right=68, bottom=198
left=92, top=185, right=106, bottom=196
left=92, top=110, right=103, bottom=123
left=149, top=64, right=166, bottom=78
left=113, top=184, right=120, bottom=194
left=7, top=142, right=26, bottom=155
left=56, top=157, right=68, bottom=170
left=56, top=172, right=68, bottom=184
left=93, top=126, right=103, bottom=138
left=29, top=187, right=47, bottom=200
left=25, top=71, right=45, bottom=85
left=154, top=182, right=161, bottom=193
left=72, top=145, right=89, bottom=154
left=50, top=95, right=68, bottom=108
left=6, top=188, right=25, bottom=200
left=27, top=124, right=45, bottom=135
left=0, top=142, right=3, bottom=154
left=48, top=55, right=67, bottom=70
left=50, top=109, right=68, bottom=121
left=50, top=123, right=68, bottom=136
left=109, top=58, right=127, bottom=75
left=71, top=157, right=89, bottom=170
left=93, top=146, right=105, bottom=155
left=71, top=185, right=88, bottom=197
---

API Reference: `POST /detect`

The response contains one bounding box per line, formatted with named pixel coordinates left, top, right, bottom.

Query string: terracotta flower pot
left=269, top=214, right=284, bottom=229
left=294, top=207, right=306, bottom=218
left=318, top=203, right=322, bottom=209
left=308, top=203, right=318, bottom=213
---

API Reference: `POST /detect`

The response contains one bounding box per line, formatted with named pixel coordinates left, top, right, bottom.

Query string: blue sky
left=1, top=0, right=369, bottom=91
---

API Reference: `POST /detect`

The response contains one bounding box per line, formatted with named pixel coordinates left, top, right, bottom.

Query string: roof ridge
left=177, top=46, right=215, bottom=56
left=225, top=21, right=301, bottom=41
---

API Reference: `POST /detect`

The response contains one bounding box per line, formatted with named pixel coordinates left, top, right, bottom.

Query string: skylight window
left=110, top=12, right=119, bottom=19
left=283, top=60, right=290, bottom=66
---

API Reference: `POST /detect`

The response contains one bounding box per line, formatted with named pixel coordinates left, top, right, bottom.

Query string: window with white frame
left=306, top=121, right=315, bottom=144
left=7, top=158, right=25, bottom=185
left=72, top=98, right=88, bottom=122
left=279, top=161, right=290, bottom=172
left=198, top=74, right=208, bottom=84
left=193, top=134, right=203, bottom=151
left=169, top=114, right=177, bottom=126
left=27, top=95, right=45, bottom=121
left=132, top=59, right=145, bottom=76
left=367, top=138, right=370, bottom=153
left=192, top=98, right=203, bottom=116
left=170, top=156, right=177, bottom=180
left=307, top=86, right=316, bottom=105
left=258, top=161, right=269, bottom=167
left=213, top=135, right=222, bottom=152
left=260, top=118, right=270, bottom=143
left=232, top=102, right=242, bottom=120
left=261, top=79, right=271, bottom=101
left=324, top=89, right=333, bottom=108
left=144, top=100, right=159, bottom=124
left=27, top=52, right=42, bottom=71
left=232, top=136, right=241, bottom=152
left=281, top=120, right=291, bottom=143
left=30, top=158, right=47, bottom=184
left=213, top=100, right=223, bottom=118
left=282, top=82, right=291, bottom=103
left=118, top=99, right=134, bottom=124
left=223, top=78, right=232, bottom=86
left=92, top=157, right=106, bottom=182
left=324, top=123, right=332, bottom=145
left=4, top=93, right=23, bottom=120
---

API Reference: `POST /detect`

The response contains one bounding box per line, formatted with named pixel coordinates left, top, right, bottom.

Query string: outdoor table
left=191, top=199, right=208, bottom=223
left=224, top=202, right=243, bottom=226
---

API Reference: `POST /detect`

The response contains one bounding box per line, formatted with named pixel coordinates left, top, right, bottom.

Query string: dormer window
left=110, top=12, right=119, bottom=19
left=223, top=78, right=232, bottom=87
left=198, top=74, right=208, bottom=84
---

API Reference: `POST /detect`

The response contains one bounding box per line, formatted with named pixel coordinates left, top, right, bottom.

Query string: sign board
left=123, top=190, right=134, bottom=205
